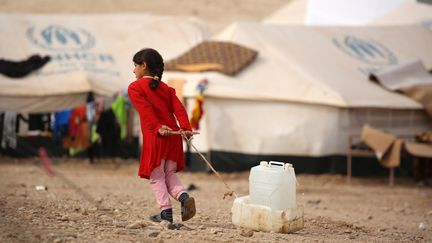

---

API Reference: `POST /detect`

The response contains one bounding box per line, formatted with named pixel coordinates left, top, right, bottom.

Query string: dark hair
left=133, top=48, right=164, bottom=89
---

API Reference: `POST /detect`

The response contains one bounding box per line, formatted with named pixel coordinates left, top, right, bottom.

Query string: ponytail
left=150, top=75, right=160, bottom=90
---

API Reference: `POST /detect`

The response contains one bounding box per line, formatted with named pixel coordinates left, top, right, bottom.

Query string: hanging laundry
left=96, top=109, right=120, bottom=157
left=0, top=54, right=50, bottom=78
left=63, top=105, right=90, bottom=150
left=52, top=109, right=72, bottom=143
left=1, top=112, right=17, bottom=149
left=28, top=113, right=51, bottom=131
left=86, top=101, right=96, bottom=124
left=190, top=79, right=208, bottom=130
left=111, top=95, right=128, bottom=140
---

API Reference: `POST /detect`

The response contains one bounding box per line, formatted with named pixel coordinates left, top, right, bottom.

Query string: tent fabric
left=262, top=0, right=309, bottom=25
left=405, top=142, right=432, bottom=158
left=165, top=41, right=258, bottom=76
left=0, top=14, right=207, bottom=113
left=401, top=85, right=432, bottom=118
left=370, top=60, right=432, bottom=91
left=210, top=23, right=432, bottom=108
left=305, top=0, right=407, bottom=26
left=361, top=124, right=402, bottom=168
left=371, top=60, right=432, bottom=117
left=371, top=1, right=432, bottom=28
left=163, top=23, right=432, bottom=156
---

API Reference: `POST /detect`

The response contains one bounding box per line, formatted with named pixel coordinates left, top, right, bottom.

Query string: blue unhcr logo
left=333, top=36, right=397, bottom=65
left=26, top=25, right=95, bottom=51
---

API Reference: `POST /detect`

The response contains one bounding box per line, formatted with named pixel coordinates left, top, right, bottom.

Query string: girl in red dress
left=128, top=48, right=196, bottom=223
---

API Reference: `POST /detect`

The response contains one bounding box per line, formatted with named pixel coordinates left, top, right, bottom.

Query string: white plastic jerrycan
left=249, top=161, right=297, bottom=211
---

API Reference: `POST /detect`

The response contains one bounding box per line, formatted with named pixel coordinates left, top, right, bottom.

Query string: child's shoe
left=149, top=208, right=173, bottom=223
left=178, top=192, right=196, bottom=221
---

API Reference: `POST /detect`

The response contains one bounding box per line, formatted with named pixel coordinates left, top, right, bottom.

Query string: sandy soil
left=0, top=157, right=431, bottom=243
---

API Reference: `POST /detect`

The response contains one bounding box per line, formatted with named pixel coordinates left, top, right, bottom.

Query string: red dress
left=128, top=77, right=192, bottom=179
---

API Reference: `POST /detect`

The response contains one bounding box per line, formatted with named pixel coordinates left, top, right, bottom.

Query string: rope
left=168, top=130, right=238, bottom=199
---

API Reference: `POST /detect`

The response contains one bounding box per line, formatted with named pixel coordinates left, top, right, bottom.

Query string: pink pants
left=149, top=159, right=186, bottom=210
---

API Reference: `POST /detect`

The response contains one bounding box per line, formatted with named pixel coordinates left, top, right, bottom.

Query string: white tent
left=264, top=0, right=413, bottom=26
left=165, top=23, right=432, bottom=158
left=371, top=1, right=432, bottom=28
left=305, top=0, right=409, bottom=25
left=262, top=0, right=309, bottom=25
left=0, top=14, right=207, bottom=112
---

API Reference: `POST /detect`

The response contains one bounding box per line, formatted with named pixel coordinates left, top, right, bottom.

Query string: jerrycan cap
left=259, top=161, right=269, bottom=167
left=284, top=163, right=293, bottom=171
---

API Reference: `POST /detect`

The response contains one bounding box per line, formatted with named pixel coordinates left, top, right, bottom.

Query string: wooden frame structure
left=346, top=134, right=415, bottom=186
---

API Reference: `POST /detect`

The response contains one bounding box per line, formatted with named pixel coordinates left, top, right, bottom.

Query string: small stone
left=344, top=229, right=352, bottom=234
left=80, top=208, right=88, bottom=215
left=367, top=215, right=373, bottom=220
left=99, top=215, right=111, bottom=221
left=210, top=228, right=221, bottom=234
left=307, top=199, right=321, bottom=205
left=240, top=229, right=254, bottom=237
left=198, top=225, right=206, bottom=230
left=53, top=238, right=62, bottom=243
left=61, top=215, right=69, bottom=221
left=419, top=222, right=428, bottom=230
left=126, top=221, right=146, bottom=229
left=35, top=185, right=47, bottom=191
left=147, top=230, right=160, bottom=237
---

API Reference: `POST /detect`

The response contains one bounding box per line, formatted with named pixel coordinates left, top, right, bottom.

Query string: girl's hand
left=181, top=130, right=196, bottom=139
left=158, top=125, right=173, bottom=136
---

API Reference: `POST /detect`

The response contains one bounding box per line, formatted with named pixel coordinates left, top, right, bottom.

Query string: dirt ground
left=0, top=157, right=431, bottom=243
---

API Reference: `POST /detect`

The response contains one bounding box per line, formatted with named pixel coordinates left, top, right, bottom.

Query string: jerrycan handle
left=269, top=161, right=285, bottom=168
